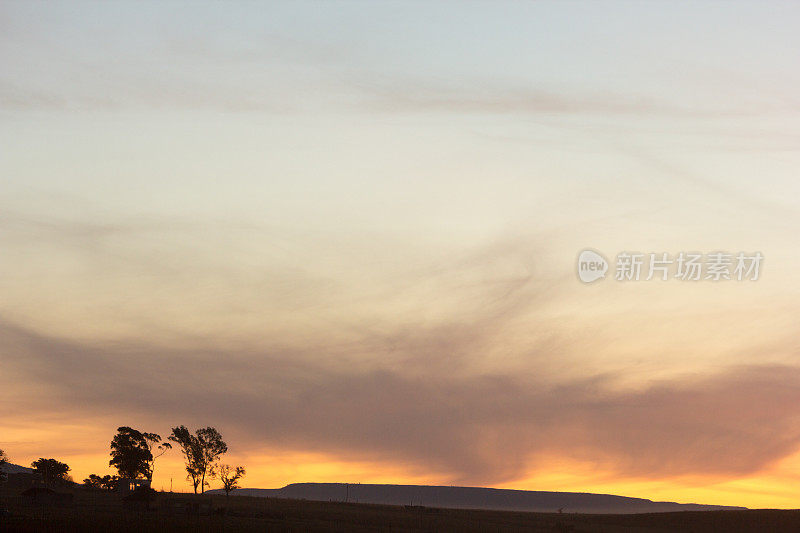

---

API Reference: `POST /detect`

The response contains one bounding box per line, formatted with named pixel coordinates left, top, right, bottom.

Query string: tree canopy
left=31, top=458, right=71, bottom=484
left=169, top=425, right=227, bottom=494
left=83, top=473, right=119, bottom=491
left=109, top=426, right=170, bottom=480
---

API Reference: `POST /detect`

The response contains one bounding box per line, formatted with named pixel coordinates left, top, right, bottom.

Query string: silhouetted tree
left=219, top=464, right=246, bottom=499
left=186, top=464, right=202, bottom=493
left=31, top=458, right=70, bottom=485
left=104, top=474, right=120, bottom=490
left=0, top=449, right=8, bottom=484
left=169, top=426, right=202, bottom=492
left=109, top=426, right=170, bottom=481
left=83, top=474, right=102, bottom=490
left=83, top=474, right=119, bottom=491
left=169, top=425, right=227, bottom=494
left=146, top=433, right=171, bottom=479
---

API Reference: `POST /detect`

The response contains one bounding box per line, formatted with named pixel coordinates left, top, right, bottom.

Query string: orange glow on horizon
left=8, top=443, right=799, bottom=509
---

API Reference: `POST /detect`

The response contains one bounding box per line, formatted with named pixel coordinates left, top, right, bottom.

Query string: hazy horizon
left=2, top=1, right=800, bottom=509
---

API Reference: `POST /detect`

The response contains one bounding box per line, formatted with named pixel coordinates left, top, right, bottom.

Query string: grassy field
left=2, top=487, right=800, bottom=532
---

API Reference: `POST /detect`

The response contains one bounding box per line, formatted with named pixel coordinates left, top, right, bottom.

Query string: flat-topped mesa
left=206, top=483, right=746, bottom=514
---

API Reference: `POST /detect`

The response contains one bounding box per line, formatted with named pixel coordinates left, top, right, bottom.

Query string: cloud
left=1, top=211, right=796, bottom=487
left=358, top=81, right=685, bottom=117
left=3, top=314, right=800, bottom=486
left=1, top=72, right=765, bottom=118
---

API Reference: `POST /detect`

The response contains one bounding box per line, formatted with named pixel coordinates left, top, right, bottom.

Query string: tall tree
left=145, top=432, right=171, bottom=479
left=109, top=427, right=170, bottom=480
left=187, top=464, right=202, bottom=493
left=168, top=426, right=201, bottom=492
left=31, top=458, right=70, bottom=485
left=169, top=425, right=228, bottom=494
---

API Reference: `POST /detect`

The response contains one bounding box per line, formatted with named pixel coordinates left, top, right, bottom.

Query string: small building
left=116, top=478, right=151, bottom=496
left=0, top=463, right=41, bottom=490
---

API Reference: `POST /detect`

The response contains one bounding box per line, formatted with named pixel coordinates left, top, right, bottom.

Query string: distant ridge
left=209, top=483, right=746, bottom=514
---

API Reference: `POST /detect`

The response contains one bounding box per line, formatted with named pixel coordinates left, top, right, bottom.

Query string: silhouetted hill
left=208, top=483, right=746, bottom=514
left=0, top=462, right=33, bottom=474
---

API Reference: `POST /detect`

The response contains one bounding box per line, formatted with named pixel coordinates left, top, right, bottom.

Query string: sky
left=2, top=0, right=800, bottom=508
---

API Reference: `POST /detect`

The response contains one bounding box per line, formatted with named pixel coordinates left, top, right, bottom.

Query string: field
left=2, top=488, right=800, bottom=532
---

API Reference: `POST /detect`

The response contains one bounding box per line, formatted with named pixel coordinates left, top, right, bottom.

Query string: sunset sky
left=2, top=1, right=800, bottom=508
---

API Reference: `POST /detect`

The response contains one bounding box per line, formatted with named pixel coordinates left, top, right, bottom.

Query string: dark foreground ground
left=2, top=488, right=800, bottom=532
